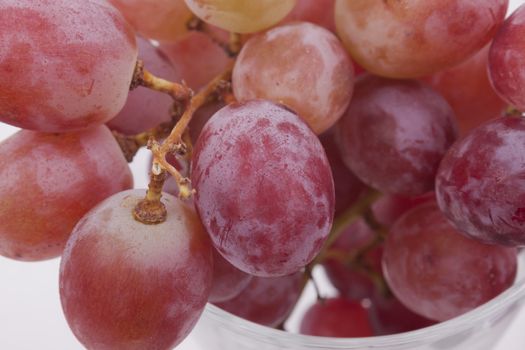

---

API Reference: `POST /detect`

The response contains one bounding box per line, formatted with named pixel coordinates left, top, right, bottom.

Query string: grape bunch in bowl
left=1, top=1, right=525, bottom=350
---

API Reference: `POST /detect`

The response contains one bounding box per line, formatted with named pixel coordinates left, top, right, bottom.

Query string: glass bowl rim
left=202, top=253, right=525, bottom=348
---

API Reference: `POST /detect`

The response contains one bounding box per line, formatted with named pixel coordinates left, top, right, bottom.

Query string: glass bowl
left=192, top=252, right=525, bottom=350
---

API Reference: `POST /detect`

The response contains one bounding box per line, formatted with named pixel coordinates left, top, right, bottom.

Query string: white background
left=1, top=0, right=525, bottom=349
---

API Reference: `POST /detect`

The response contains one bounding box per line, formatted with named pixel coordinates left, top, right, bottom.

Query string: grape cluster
left=1, top=0, right=524, bottom=349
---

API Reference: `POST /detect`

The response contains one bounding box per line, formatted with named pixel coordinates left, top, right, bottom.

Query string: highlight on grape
left=1, top=0, right=525, bottom=349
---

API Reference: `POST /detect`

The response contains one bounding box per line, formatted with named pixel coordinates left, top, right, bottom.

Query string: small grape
left=209, top=248, right=253, bottom=303
left=280, top=0, right=336, bottom=33
left=184, top=0, right=297, bottom=34
left=0, top=126, right=133, bottom=261
left=233, top=22, right=354, bottom=134
left=0, top=0, right=137, bottom=132
left=300, top=297, right=373, bottom=337
left=214, top=273, right=303, bottom=327
left=383, top=202, right=517, bottom=321
left=192, top=100, right=334, bottom=277
left=60, top=190, right=213, bottom=350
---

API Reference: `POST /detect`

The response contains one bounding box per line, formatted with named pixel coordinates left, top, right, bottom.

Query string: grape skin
left=300, top=297, right=373, bottom=337
left=489, top=3, right=525, bottom=111
left=233, top=22, right=355, bottom=134
left=336, top=76, right=458, bottom=196
left=335, top=0, right=508, bottom=78
left=184, top=0, right=297, bottom=34
left=280, top=0, right=336, bottom=33
left=426, top=44, right=506, bottom=135
left=436, top=116, right=525, bottom=246
left=108, top=0, right=192, bottom=42
left=0, top=126, right=133, bottom=261
left=0, top=0, right=137, bottom=132
left=60, top=190, right=213, bottom=350
left=214, top=273, right=303, bottom=327
left=383, top=202, right=517, bottom=321
left=107, top=37, right=179, bottom=135
left=192, top=100, right=335, bottom=277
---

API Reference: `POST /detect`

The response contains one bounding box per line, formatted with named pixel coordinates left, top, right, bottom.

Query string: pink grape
left=280, top=0, right=336, bottom=33
left=300, top=297, right=373, bottom=337
left=160, top=31, right=232, bottom=91
left=489, top=3, right=525, bottom=111
left=436, top=116, right=525, bottom=246
left=107, top=36, right=179, bottom=135
left=0, top=0, right=137, bottom=132
left=192, top=100, right=334, bottom=277
left=108, top=0, right=192, bottom=42
left=336, top=75, right=458, bottom=196
left=209, top=248, right=253, bottom=303
left=335, top=0, right=508, bottom=78
left=60, top=190, right=213, bottom=350
left=426, top=44, right=506, bottom=135
left=368, top=294, right=436, bottom=335
left=184, top=0, right=297, bottom=34
left=319, top=129, right=365, bottom=216
left=383, top=202, right=517, bottom=321
left=214, top=273, right=303, bottom=327
left=0, top=126, right=133, bottom=261
left=233, top=22, right=354, bottom=134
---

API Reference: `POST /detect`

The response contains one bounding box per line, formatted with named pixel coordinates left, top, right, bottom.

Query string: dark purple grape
left=336, top=75, right=458, bottom=196
left=192, top=100, right=335, bottom=277
left=436, top=116, right=525, bottom=246
left=383, top=202, right=517, bottom=321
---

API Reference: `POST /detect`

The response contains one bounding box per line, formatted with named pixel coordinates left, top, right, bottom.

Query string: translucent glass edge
left=201, top=253, right=525, bottom=348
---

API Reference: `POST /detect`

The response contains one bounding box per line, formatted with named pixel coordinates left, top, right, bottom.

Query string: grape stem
left=132, top=171, right=168, bottom=224
left=186, top=16, right=243, bottom=57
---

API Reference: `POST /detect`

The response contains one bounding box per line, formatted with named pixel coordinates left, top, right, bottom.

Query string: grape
left=233, top=22, right=355, bottom=134
left=0, top=126, right=133, bottom=261
left=107, top=37, right=179, bottom=135
left=60, top=190, right=213, bottom=350
left=160, top=31, right=232, bottom=91
left=436, top=116, right=525, bottom=246
left=368, top=294, right=436, bottom=336
left=300, top=297, right=373, bottom=337
left=489, top=3, right=525, bottom=111
left=319, top=129, right=365, bottom=216
left=335, top=0, right=508, bottom=78
left=192, top=100, right=335, bottom=277
left=108, top=0, right=192, bottom=42
left=0, top=0, right=137, bottom=132
left=336, top=75, right=458, bottom=196
left=280, top=0, right=336, bottom=33
left=426, top=44, right=506, bottom=135
left=209, top=248, right=253, bottom=303
left=184, top=0, right=297, bottom=34
left=382, top=202, right=517, bottom=321
left=214, top=272, right=303, bottom=327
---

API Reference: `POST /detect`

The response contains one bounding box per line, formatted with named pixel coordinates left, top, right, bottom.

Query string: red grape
left=108, top=0, right=192, bottom=42
left=280, top=0, right=336, bottom=33
left=192, top=100, right=334, bottom=277
left=0, top=126, right=133, bottom=261
left=336, top=76, right=458, bottom=196
left=383, top=202, right=517, bottom=321
left=107, top=36, right=179, bottom=135
left=214, top=273, right=303, bottom=327
left=300, top=297, right=373, bottom=337
left=232, top=22, right=355, bottom=134
left=209, top=248, right=253, bottom=303
left=0, top=0, right=137, bottom=132
left=60, top=190, right=213, bottom=349
left=436, top=116, right=525, bottom=246
left=426, top=44, right=506, bottom=135
left=160, top=31, right=232, bottom=91
left=489, top=3, right=525, bottom=111
left=335, top=0, right=508, bottom=78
